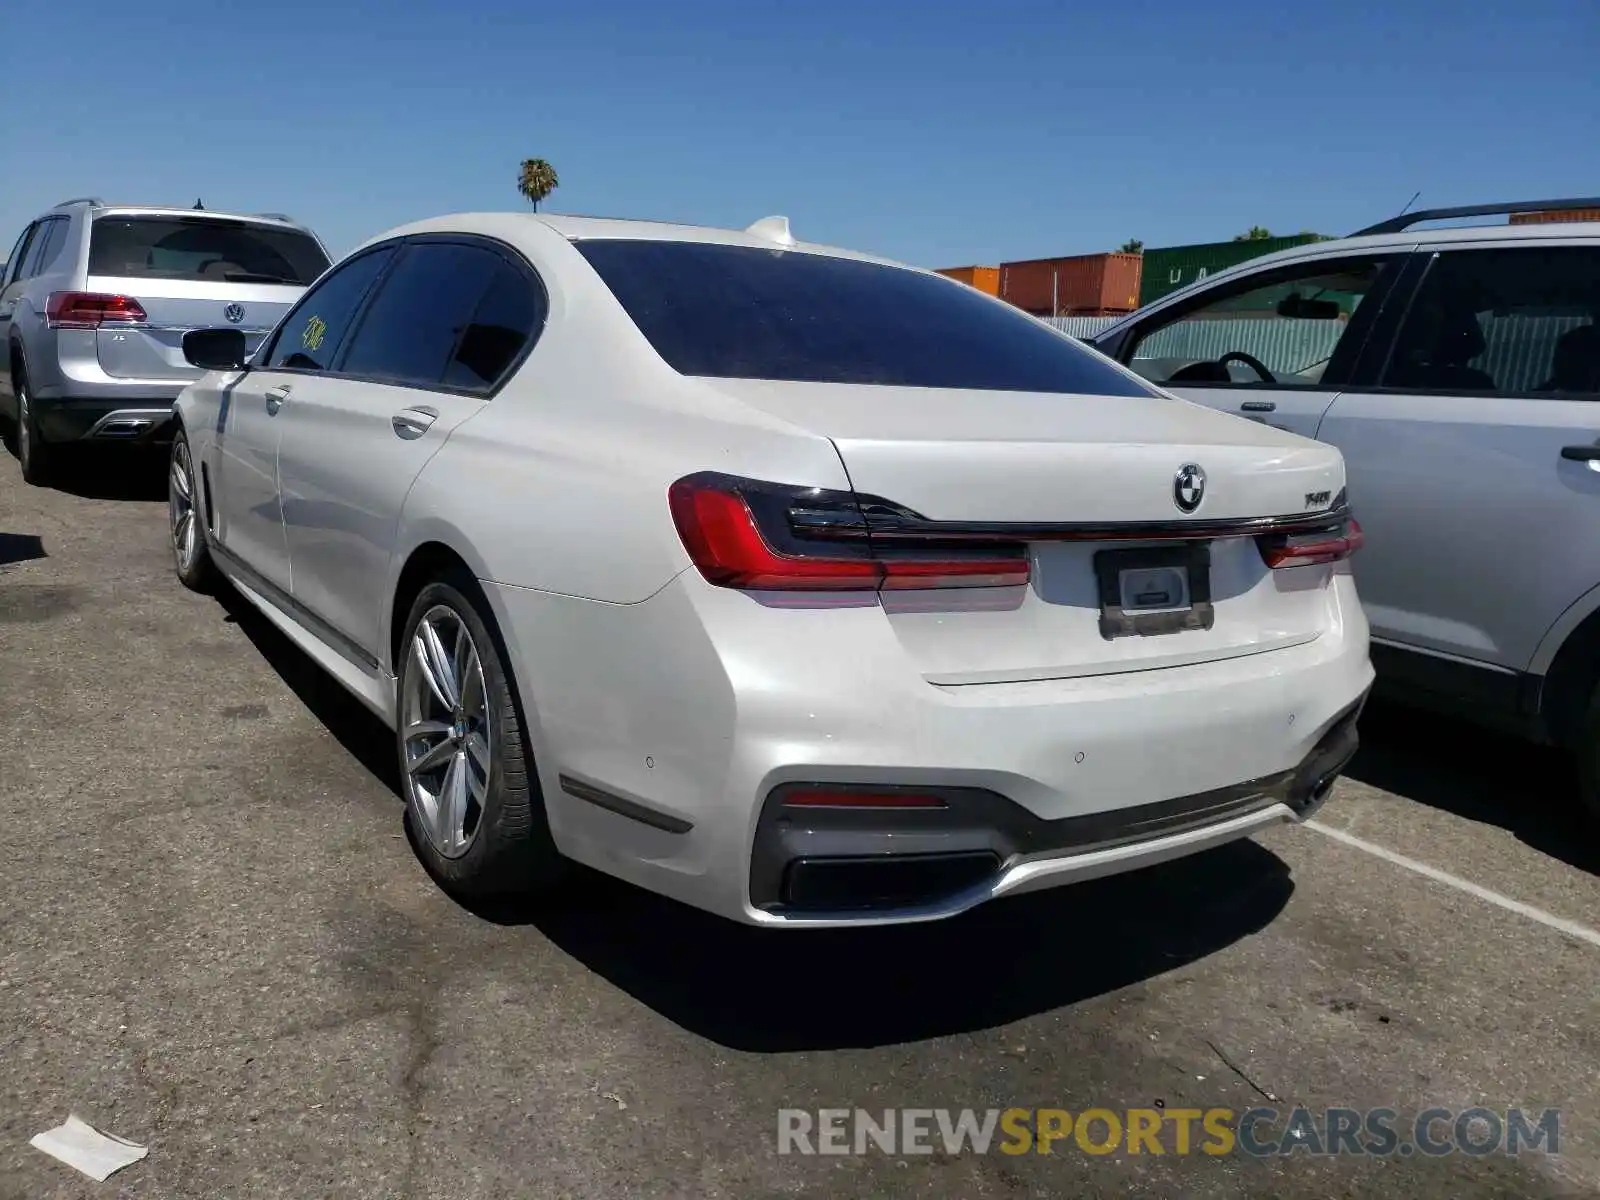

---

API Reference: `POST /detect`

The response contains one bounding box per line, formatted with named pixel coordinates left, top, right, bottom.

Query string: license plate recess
left=1093, top=543, right=1215, bottom=640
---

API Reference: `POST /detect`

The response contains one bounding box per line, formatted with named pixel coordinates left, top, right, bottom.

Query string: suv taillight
left=1259, top=517, right=1364, bottom=569
left=668, top=473, right=1030, bottom=591
left=46, top=292, right=147, bottom=330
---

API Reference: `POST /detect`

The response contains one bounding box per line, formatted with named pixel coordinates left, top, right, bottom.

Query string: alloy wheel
left=17, top=383, right=30, bottom=469
left=169, top=440, right=200, bottom=572
left=402, top=604, right=493, bottom=859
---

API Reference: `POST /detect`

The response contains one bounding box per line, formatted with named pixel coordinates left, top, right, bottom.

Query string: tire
left=15, top=369, right=58, bottom=487
left=168, top=430, right=217, bottom=591
left=395, top=574, right=565, bottom=897
left=1576, top=683, right=1600, bottom=827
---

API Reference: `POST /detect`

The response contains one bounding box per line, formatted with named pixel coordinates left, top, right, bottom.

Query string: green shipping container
left=1138, top=234, right=1326, bottom=306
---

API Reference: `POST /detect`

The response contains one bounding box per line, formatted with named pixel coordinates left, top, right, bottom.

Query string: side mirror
left=183, top=327, right=248, bottom=371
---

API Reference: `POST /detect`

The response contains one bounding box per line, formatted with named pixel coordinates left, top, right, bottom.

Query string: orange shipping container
left=936, top=265, right=1000, bottom=296
left=998, top=252, right=1143, bottom=316
left=1509, top=208, right=1600, bottom=225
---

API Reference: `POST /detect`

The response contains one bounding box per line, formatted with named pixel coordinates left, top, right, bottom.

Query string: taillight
left=1260, top=517, right=1364, bottom=569
left=45, top=292, right=147, bottom=330
left=668, top=473, right=1030, bottom=592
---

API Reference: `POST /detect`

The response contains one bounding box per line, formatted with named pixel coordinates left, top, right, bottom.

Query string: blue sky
left=7, top=0, right=1596, bottom=267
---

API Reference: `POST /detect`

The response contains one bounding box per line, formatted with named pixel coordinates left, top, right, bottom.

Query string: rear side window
left=443, top=259, right=546, bottom=390
left=2, top=225, right=36, bottom=288
left=575, top=240, right=1155, bottom=396
left=263, top=246, right=395, bottom=372
left=1382, top=248, right=1600, bottom=396
left=7, top=223, right=47, bottom=284
left=89, top=216, right=329, bottom=285
left=30, top=219, right=71, bottom=276
left=340, top=243, right=514, bottom=388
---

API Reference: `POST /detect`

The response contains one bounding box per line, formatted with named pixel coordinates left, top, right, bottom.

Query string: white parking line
left=1306, top=820, right=1600, bottom=950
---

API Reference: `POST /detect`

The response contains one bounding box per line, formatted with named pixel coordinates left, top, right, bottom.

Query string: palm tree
left=517, top=159, right=560, bottom=211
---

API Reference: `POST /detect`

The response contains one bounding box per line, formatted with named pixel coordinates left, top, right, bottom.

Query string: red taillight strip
left=782, top=788, right=949, bottom=809
left=669, top=471, right=1358, bottom=590
left=880, top=558, right=1030, bottom=589
left=790, top=504, right=1356, bottom=545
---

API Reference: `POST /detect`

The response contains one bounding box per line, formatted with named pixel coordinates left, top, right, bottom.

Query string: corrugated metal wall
left=1044, top=315, right=1120, bottom=338
left=1474, top=314, right=1593, bottom=392
left=1044, top=317, right=1343, bottom=372
left=1047, top=314, right=1595, bottom=393
left=999, top=253, right=1142, bottom=315
left=1135, top=320, right=1345, bottom=372
left=1508, top=209, right=1600, bottom=226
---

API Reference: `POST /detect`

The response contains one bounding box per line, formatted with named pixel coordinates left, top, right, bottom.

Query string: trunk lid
left=84, top=211, right=326, bottom=381
left=700, top=379, right=1349, bottom=684
left=88, top=277, right=298, bottom=381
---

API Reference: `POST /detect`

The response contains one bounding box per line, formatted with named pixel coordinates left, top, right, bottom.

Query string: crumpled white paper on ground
left=29, top=1114, right=148, bottom=1181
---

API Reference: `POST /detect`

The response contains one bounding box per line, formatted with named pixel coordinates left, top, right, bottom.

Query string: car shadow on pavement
left=0, top=532, right=46, bottom=567
left=204, top=563, right=1298, bottom=1051
left=50, top=447, right=168, bottom=502
left=470, top=840, right=1294, bottom=1052
left=214, top=581, right=402, bottom=794
left=1345, top=697, right=1599, bottom=876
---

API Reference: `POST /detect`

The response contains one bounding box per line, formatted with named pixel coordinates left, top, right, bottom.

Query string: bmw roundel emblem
left=1174, top=463, right=1206, bottom=513
left=223, top=303, right=245, bottom=324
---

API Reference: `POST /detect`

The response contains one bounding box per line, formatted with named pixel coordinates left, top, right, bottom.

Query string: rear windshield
left=89, top=216, right=330, bottom=286
left=575, top=240, right=1155, bottom=396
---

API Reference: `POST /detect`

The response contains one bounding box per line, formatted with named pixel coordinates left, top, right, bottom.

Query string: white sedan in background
left=168, top=211, right=1372, bottom=926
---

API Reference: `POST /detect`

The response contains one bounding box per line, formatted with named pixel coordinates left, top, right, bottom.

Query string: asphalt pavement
left=2, top=446, right=1598, bottom=1198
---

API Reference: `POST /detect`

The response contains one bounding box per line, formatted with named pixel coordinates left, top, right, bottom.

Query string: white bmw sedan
left=169, top=212, right=1373, bottom=926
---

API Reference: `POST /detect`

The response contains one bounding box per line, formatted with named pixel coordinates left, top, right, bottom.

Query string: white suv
left=1091, top=198, right=1600, bottom=820
left=168, top=212, right=1372, bottom=925
left=0, top=199, right=329, bottom=485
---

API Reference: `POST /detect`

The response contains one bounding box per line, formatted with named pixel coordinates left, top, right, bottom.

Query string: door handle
left=1241, top=400, right=1277, bottom=413
left=392, top=406, right=439, bottom=440
left=264, top=385, right=291, bottom=415
left=1560, top=445, right=1600, bottom=466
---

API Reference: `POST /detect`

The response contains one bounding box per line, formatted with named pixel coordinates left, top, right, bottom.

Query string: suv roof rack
left=1352, top=197, right=1600, bottom=237
left=53, top=196, right=105, bottom=209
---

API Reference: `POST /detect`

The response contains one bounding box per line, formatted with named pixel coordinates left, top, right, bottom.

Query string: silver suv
left=0, top=199, right=330, bottom=485
left=1090, top=197, right=1600, bottom=819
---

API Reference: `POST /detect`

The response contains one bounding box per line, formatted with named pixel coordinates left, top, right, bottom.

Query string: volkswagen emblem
left=1174, top=463, right=1206, bottom=513
left=223, top=303, right=245, bottom=325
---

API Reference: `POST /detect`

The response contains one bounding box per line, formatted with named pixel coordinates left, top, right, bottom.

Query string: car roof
left=360, top=211, right=916, bottom=270
left=1278, top=220, right=1597, bottom=256
left=50, top=201, right=312, bottom=230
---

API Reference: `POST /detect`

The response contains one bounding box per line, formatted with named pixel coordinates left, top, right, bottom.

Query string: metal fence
left=1043, top=315, right=1120, bottom=340
left=1045, top=315, right=1342, bottom=375
left=1474, top=314, right=1591, bottom=392
left=1046, top=313, right=1593, bottom=392
left=1133, top=320, right=1345, bottom=375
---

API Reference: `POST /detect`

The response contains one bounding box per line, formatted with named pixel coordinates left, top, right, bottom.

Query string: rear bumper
left=752, top=693, right=1364, bottom=915
left=33, top=396, right=178, bottom=444
left=482, top=569, right=1374, bottom=928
